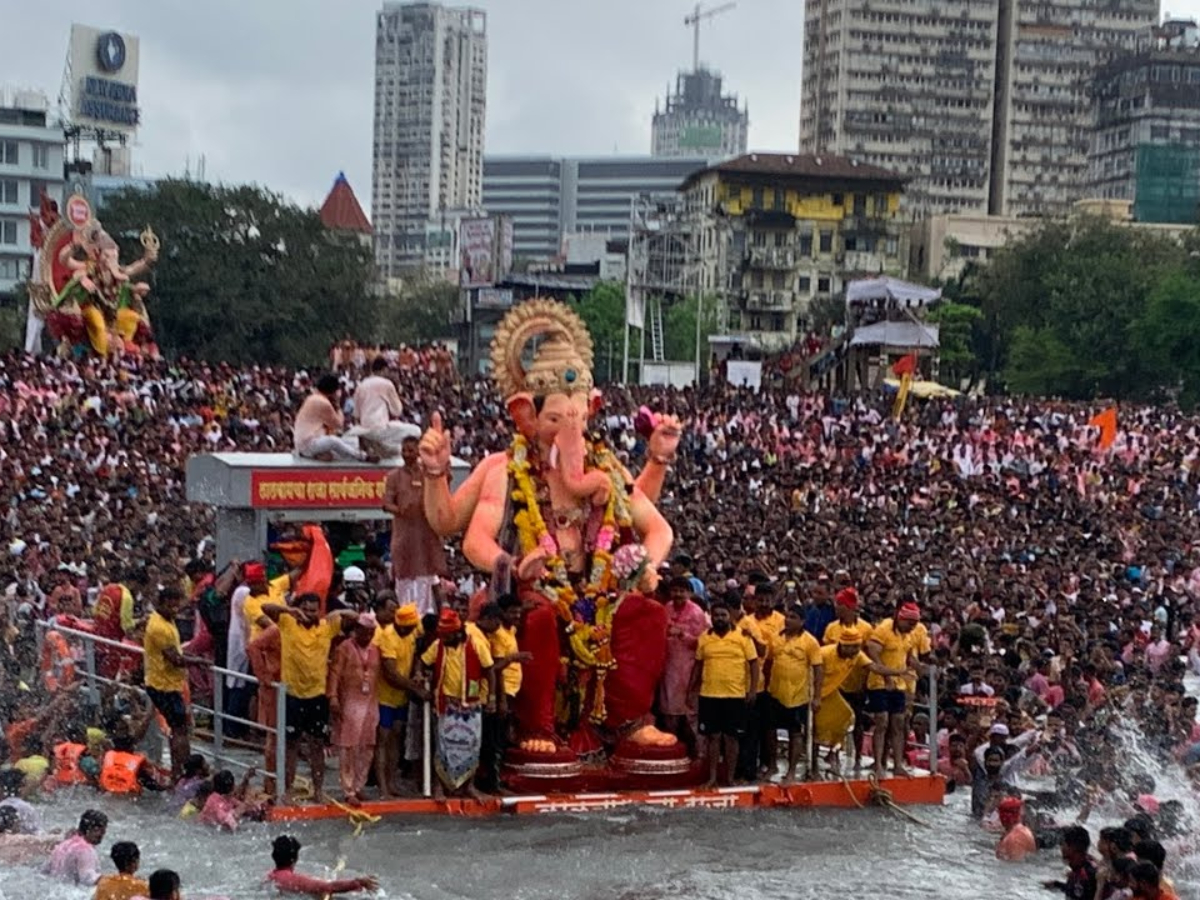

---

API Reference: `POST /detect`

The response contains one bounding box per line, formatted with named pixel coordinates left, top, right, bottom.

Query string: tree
left=574, top=282, right=625, bottom=383
left=926, top=300, right=982, bottom=388
left=378, top=278, right=460, bottom=346
left=662, top=292, right=719, bottom=364
left=1133, top=271, right=1200, bottom=408
left=977, top=216, right=1188, bottom=398
left=99, top=179, right=379, bottom=366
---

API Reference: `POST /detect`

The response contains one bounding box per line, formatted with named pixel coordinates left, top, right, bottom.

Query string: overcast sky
left=6, top=1, right=1196, bottom=209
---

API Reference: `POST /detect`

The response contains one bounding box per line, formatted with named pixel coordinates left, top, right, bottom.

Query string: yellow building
left=680, top=153, right=908, bottom=351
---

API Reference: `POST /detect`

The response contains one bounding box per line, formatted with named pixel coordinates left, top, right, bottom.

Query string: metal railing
left=35, top=619, right=436, bottom=802
left=36, top=619, right=290, bottom=802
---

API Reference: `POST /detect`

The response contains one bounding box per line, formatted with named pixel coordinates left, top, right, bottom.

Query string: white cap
left=343, top=565, right=366, bottom=585
left=989, top=723, right=1010, bottom=737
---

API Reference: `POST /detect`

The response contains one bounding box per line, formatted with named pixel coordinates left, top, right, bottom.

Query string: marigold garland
left=507, top=433, right=635, bottom=723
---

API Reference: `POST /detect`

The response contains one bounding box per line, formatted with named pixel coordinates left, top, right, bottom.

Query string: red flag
left=1088, top=407, right=1118, bottom=451
left=891, top=353, right=918, bottom=377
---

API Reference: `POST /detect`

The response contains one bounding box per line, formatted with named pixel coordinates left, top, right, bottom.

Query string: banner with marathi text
left=249, top=469, right=388, bottom=508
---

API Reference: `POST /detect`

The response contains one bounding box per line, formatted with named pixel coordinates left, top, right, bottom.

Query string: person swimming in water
left=265, top=835, right=378, bottom=895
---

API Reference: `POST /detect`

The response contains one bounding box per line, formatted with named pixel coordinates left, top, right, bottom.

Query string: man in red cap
left=823, top=587, right=872, bottom=771
left=864, top=601, right=921, bottom=778
left=995, top=795, right=1037, bottom=861
left=418, top=608, right=495, bottom=799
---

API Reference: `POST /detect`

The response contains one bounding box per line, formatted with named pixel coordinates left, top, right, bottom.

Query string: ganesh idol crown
left=419, top=298, right=695, bottom=786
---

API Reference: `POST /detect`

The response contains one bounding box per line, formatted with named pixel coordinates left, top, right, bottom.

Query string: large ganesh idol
left=419, top=299, right=693, bottom=785
left=28, top=193, right=159, bottom=358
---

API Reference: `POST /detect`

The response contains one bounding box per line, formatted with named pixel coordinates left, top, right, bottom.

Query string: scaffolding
left=621, top=193, right=702, bottom=384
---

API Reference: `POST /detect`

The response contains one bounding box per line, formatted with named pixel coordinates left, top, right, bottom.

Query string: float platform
left=265, top=774, right=945, bottom=823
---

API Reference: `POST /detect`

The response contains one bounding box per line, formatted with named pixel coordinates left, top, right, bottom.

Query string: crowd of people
left=1, top=343, right=1199, bottom=898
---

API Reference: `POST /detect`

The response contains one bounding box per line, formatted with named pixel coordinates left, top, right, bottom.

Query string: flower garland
left=508, top=432, right=637, bottom=724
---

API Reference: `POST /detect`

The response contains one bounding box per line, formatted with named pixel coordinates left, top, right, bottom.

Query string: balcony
left=743, top=290, right=793, bottom=311
left=842, top=250, right=886, bottom=274
left=746, top=246, right=796, bottom=269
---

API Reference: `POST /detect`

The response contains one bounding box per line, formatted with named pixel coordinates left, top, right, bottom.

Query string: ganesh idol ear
left=589, top=388, right=603, bottom=418
left=507, top=392, right=537, bottom=438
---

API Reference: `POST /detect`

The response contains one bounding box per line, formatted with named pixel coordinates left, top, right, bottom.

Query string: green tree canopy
left=378, top=277, right=460, bottom=346
left=100, top=179, right=379, bottom=366
left=925, top=300, right=982, bottom=388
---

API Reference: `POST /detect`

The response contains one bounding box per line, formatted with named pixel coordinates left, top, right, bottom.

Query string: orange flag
left=1088, top=407, right=1118, bottom=451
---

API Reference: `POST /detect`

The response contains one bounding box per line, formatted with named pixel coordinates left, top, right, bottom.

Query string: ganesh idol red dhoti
left=417, top=299, right=691, bottom=785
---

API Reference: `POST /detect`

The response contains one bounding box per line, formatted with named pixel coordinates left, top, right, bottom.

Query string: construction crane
left=684, top=2, right=737, bottom=72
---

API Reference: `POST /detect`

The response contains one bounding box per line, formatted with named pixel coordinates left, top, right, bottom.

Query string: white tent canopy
left=845, top=276, right=942, bottom=309
left=848, top=320, right=940, bottom=348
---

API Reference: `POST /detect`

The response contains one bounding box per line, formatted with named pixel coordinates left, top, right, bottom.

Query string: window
left=0, top=220, right=17, bottom=244
left=853, top=194, right=867, bottom=216
left=817, top=276, right=831, bottom=293
left=771, top=314, right=785, bottom=332
left=818, top=231, right=833, bottom=253
left=774, top=232, right=787, bottom=247
left=772, top=272, right=786, bottom=289
left=751, top=187, right=764, bottom=208
left=0, top=141, right=16, bottom=165
left=0, top=180, right=16, bottom=204
left=32, top=145, right=49, bottom=169
left=798, top=234, right=813, bottom=257
left=773, top=189, right=786, bottom=210
left=749, top=314, right=763, bottom=330
left=797, top=275, right=811, bottom=292
left=831, top=192, right=844, bottom=206
left=0, top=257, right=19, bottom=280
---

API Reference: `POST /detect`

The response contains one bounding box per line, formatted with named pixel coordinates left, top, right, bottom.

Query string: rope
left=321, top=794, right=382, bottom=838
left=866, top=774, right=933, bottom=828
left=840, top=774, right=866, bottom=810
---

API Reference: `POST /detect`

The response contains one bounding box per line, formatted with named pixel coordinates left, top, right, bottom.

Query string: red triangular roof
left=319, top=172, right=372, bottom=234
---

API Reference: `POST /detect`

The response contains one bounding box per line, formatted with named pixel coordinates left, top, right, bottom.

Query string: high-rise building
left=483, top=155, right=708, bottom=260
left=800, top=0, right=1159, bottom=218
left=0, top=89, right=64, bottom=298
left=652, top=69, right=748, bottom=160
left=800, top=0, right=999, bottom=216
left=1086, top=20, right=1200, bottom=224
left=372, top=2, right=487, bottom=278
left=991, top=0, right=1159, bottom=216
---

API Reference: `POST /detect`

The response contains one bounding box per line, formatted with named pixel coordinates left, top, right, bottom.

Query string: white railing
left=36, top=619, right=289, bottom=802
left=36, top=618, right=436, bottom=802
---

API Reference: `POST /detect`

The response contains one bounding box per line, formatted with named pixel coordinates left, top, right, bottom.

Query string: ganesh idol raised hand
left=418, top=299, right=683, bottom=764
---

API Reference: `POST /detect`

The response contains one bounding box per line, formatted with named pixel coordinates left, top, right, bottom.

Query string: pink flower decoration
left=612, top=543, right=649, bottom=584
left=595, top=526, right=616, bottom=552
left=539, top=533, right=558, bottom=556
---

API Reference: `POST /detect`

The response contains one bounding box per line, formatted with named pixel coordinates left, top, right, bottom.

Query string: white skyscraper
left=372, top=2, right=487, bottom=277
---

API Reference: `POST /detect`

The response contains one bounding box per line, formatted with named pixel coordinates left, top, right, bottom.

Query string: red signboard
left=250, top=469, right=388, bottom=508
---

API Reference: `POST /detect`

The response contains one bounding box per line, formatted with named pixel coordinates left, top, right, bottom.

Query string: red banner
left=250, top=469, right=388, bottom=508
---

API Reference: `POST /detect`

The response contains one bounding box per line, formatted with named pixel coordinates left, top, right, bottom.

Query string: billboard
left=459, top=218, right=497, bottom=288
left=476, top=288, right=513, bottom=309
left=69, top=24, right=141, bottom=133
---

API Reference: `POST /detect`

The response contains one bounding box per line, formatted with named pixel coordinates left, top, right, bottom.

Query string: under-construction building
left=652, top=68, right=748, bottom=160
left=1088, top=20, right=1200, bottom=224
left=800, top=0, right=1160, bottom=217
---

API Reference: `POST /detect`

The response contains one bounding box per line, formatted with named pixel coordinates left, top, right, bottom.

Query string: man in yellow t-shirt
left=766, top=605, right=824, bottom=782
left=691, top=603, right=758, bottom=788
left=94, top=840, right=147, bottom=900
left=736, top=587, right=772, bottom=782
left=262, top=593, right=356, bottom=799
left=865, top=602, right=921, bottom=779
left=823, top=586, right=873, bottom=769
left=242, top=565, right=294, bottom=645
left=142, top=587, right=204, bottom=780
left=373, top=597, right=425, bottom=797
left=476, top=599, right=531, bottom=793
left=418, top=608, right=495, bottom=798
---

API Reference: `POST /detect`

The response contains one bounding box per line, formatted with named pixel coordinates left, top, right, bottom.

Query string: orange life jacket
left=99, top=750, right=145, bottom=794
left=40, top=630, right=76, bottom=692
left=53, top=742, right=90, bottom=786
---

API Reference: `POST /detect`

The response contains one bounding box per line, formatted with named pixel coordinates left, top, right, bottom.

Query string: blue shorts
left=379, top=704, right=409, bottom=729
left=865, top=689, right=907, bottom=716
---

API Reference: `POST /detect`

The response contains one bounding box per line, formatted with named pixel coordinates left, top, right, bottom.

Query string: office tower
left=372, top=2, right=487, bottom=277
left=652, top=69, right=748, bottom=160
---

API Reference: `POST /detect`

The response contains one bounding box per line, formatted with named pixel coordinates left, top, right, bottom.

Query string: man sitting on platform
left=293, top=374, right=379, bottom=464
left=350, top=357, right=412, bottom=459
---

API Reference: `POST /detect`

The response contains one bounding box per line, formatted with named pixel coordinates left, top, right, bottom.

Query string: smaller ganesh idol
left=30, top=192, right=160, bottom=358
left=418, top=299, right=693, bottom=786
